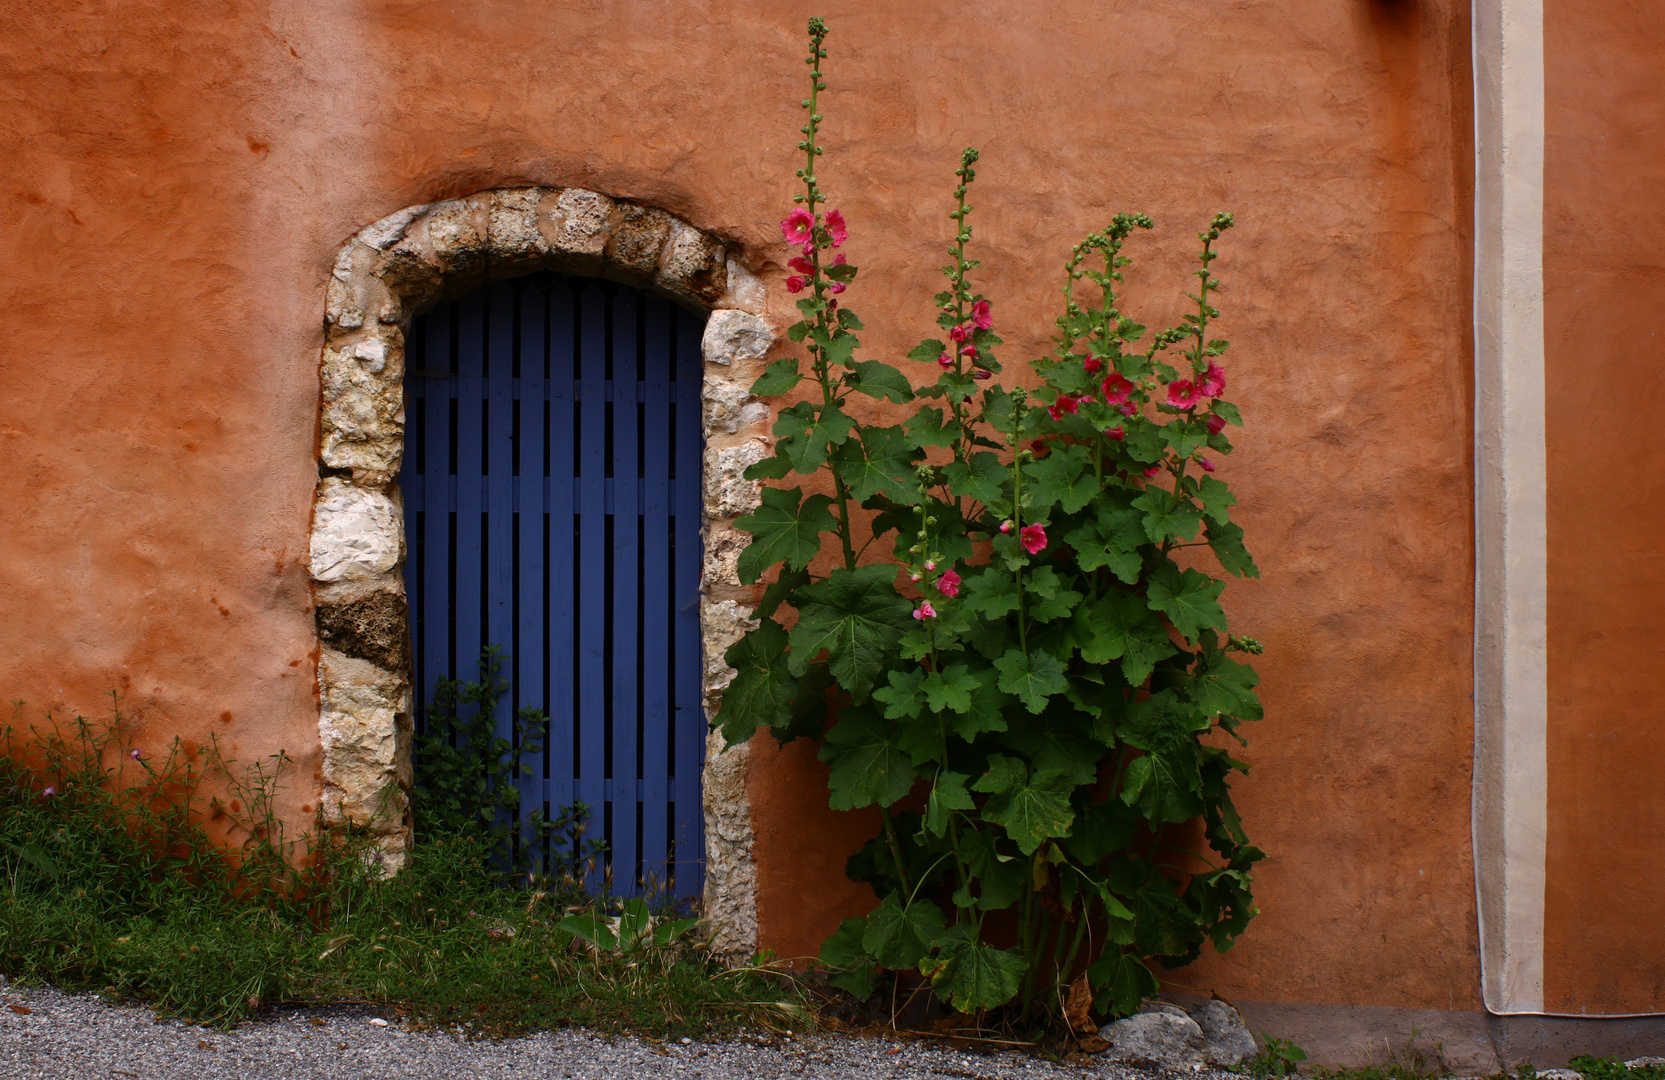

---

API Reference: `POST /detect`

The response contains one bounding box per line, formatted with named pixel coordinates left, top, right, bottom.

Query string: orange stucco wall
left=0, top=1, right=1480, bottom=1010
left=1542, top=0, right=1665, bottom=1016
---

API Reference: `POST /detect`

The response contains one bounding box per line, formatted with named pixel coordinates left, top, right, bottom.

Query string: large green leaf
left=819, top=917, right=878, bottom=1000
left=1205, top=517, right=1260, bottom=578
left=1064, top=505, right=1145, bottom=585
left=1088, top=949, right=1158, bottom=1018
left=833, top=424, right=920, bottom=505
left=871, top=667, right=927, bottom=720
left=952, top=664, right=1011, bottom=740
left=734, top=487, right=837, bottom=585
left=789, top=565, right=912, bottom=701
left=861, top=891, right=945, bottom=970
left=1188, top=646, right=1262, bottom=721
left=1080, top=591, right=1176, bottom=686
left=942, top=451, right=1007, bottom=506
left=717, top=619, right=795, bottom=745
left=1026, top=444, right=1097, bottom=516
left=773, top=400, right=854, bottom=474
left=1197, top=476, right=1236, bottom=524
left=1132, top=487, right=1203, bottom=544
left=1120, top=748, right=1205, bottom=822
left=999, top=707, right=1100, bottom=784
left=973, top=755, right=1076, bottom=855
left=923, top=771, right=974, bottom=837
left=922, top=664, right=979, bottom=714
left=962, top=566, right=1021, bottom=619
left=904, top=406, right=961, bottom=450
left=818, top=705, right=915, bottom=810
left=848, top=359, right=914, bottom=403
left=920, top=925, right=1026, bottom=1012
left=1145, top=563, right=1227, bottom=642
left=749, top=357, right=802, bottom=397
left=993, top=648, right=1069, bottom=713
left=1023, top=565, right=1083, bottom=623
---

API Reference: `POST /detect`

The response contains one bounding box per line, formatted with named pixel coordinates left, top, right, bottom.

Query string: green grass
left=0, top=709, right=806, bottom=1035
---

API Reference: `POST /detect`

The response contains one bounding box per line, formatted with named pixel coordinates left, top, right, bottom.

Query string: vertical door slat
left=454, top=293, right=487, bottom=695
left=486, top=284, right=517, bottom=766
left=515, top=282, right=549, bottom=836
left=610, top=288, right=641, bottom=891
left=575, top=282, right=609, bottom=892
left=671, top=305, right=705, bottom=898
left=545, top=283, right=577, bottom=819
left=639, top=296, right=672, bottom=891
left=422, top=304, right=455, bottom=709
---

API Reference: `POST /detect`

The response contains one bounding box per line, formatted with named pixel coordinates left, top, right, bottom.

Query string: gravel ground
left=0, top=982, right=1235, bottom=1080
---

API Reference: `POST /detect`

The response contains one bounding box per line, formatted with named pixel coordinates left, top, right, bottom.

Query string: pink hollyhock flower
left=1167, top=379, right=1200, bottom=410
left=909, top=572, right=922, bottom=583
left=1199, top=457, right=1215, bottom=472
left=949, top=324, right=969, bottom=344
left=828, top=281, right=846, bottom=294
left=788, top=256, right=815, bottom=275
left=1143, top=465, right=1162, bottom=479
left=971, top=300, right=993, bottom=330
left=1118, top=401, right=1136, bottom=417
left=825, top=209, right=848, bottom=247
left=960, top=345, right=978, bottom=360
left=832, top=252, right=848, bottom=266
left=1047, top=395, right=1079, bottom=421
left=972, top=369, right=992, bottom=381
left=999, top=521, right=1014, bottom=534
left=1029, top=439, right=1049, bottom=457
left=1199, top=361, right=1226, bottom=398
left=937, top=569, right=961, bottom=598
left=781, top=207, right=815, bottom=246
left=786, top=275, right=808, bottom=294
left=912, top=601, right=937, bottom=620
left=924, top=561, right=936, bottom=572
left=1204, top=413, right=1226, bottom=435
left=1020, top=523, right=1048, bottom=555
left=1105, top=426, right=1125, bottom=441
left=938, top=353, right=954, bottom=369
left=1101, top=373, right=1134, bottom=405
left=1083, top=357, right=1103, bottom=374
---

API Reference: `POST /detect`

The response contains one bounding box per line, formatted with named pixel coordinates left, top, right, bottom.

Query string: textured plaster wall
left=0, top=1, right=1478, bottom=1009
left=1542, top=0, right=1665, bottom=1015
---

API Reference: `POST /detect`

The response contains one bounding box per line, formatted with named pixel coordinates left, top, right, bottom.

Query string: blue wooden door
left=401, top=274, right=705, bottom=899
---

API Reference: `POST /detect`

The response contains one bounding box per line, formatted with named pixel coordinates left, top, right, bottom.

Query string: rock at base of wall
left=1098, top=999, right=1258, bottom=1069
left=1189, top=999, right=1259, bottom=1066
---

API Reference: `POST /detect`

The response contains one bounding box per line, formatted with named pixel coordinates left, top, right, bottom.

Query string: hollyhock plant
left=1167, top=378, right=1200, bottom=410
left=938, top=353, right=954, bottom=369
left=1020, top=523, right=1048, bottom=555
left=971, top=299, right=992, bottom=329
left=937, top=568, right=961, bottom=597
left=949, top=323, right=969, bottom=343
left=1101, top=372, right=1134, bottom=405
left=781, top=207, right=814, bottom=247
left=825, top=209, right=848, bottom=247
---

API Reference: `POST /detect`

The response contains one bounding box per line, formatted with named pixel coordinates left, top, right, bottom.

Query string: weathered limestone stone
left=704, top=439, right=768, bottom=519
left=605, top=202, right=675, bottom=283
left=315, top=188, right=774, bottom=952
left=318, top=647, right=412, bottom=869
left=1098, top=1010, right=1211, bottom=1069
left=657, top=220, right=728, bottom=307
left=702, top=374, right=769, bottom=437
left=310, top=478, right=402, bottom=583
left=541, top=188, right=612, bottom=273
left=1189, top=999, right=1258, bottom=1067
left=702, top=728, right=756, bottom=961
left=487, top=187, right=548, bottom=271
left=316, top=587, right=410, bottom=673
left=701, top=309, right=773, bottom=368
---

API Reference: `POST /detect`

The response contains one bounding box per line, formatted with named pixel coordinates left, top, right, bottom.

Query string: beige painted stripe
left=1472, top=0, right=1546, bottom=1015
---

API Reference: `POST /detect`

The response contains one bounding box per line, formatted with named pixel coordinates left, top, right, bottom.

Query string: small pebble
left=368, top=1017, right=389, bottom=1027
left=679, top=1037, right=692, bottom=1045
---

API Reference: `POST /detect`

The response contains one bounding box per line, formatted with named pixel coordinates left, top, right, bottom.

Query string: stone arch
left=307, top=187, right=772, bottom=956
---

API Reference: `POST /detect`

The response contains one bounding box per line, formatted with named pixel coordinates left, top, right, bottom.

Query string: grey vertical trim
left=1472, top=0, right=1547, bottom=1016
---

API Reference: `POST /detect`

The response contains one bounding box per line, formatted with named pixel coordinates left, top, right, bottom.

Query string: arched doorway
left=400, top=274, right=706, bottom=897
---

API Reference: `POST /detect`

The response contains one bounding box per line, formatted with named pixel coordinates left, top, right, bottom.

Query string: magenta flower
left=1118, top=401, right=1136, bottom=417
left=1020, top=523, right=1048, bottom=555
left=832, top=252, right=848, bottom=266
left=912, top=601, right=937, bottom=620
left=1101, top=373, right=1134, bottom=405
left=1105, top=426, right=1124, bottom=441
left=971, top=300, right=992, bottom=330
left=825, top=209, right=848, bottom=247
left=1167, top=379, right=1200, bottom=410
left=1204, top=413, right=1226, bottom=435
left=1047, top=395, right=1080, bottom=421
left=1083, top=357, right=1103, bottom=375
left=924, top=560, right=936, bottom=572
left=1199, top=458, right=1215, bottom=473
left=1199, top=362, right=1226, bottom=398
left=909, top=572, right=922, bottom=583
left=960, top=345, right=978, bottom=361
left=1143, top=465, right=1162, bottom=479
left=781, top=207, right=815, bottom=247
left=828, top=281, right=846, bottom=294
left=788, top=256, right=815, bottom=275
left=949, top=324, right=969, bottom=344
left=937, top=569, right=961, bottom=598
left=937, top=353, right=954, bottom=369
left=999, top=521, right=1014, bottom=534
left=785, top=275, right=808, bottom=294
left=972, top=369, right=992, bottom=381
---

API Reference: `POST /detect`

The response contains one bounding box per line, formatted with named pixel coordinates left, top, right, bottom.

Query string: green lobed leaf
left=962, top=566, right=1021, bottom=619
left=818, top=705, right=916, bottom=810
left=742, top=453, right=794, bottom=481
left=1023, top=565, right=1083, bottom=623
left=923, top=771, right=974, bottom=837
left=1088, top=950, right=1159, bottom=1018
left=973, top=754, right=1077, bottom=855
left=1026, top=444, right=1098, bottom=516
left=1197, top=476, right=1236, bottom=524
left=993, top=648, right=1069, bottom=713
left=1188, top=644, right=1263, bottom=721
left=908, top=338, right=947, bottom=365
left=1132, top=487, right=1203, bottom=544
left=920, top=925, right=1027, bottom=1012
left=1205, top=517, right=1260, bottom=578
left=922, top=663, right=979, bottom=714
left=749, top=357, right=802, bottom=397
left=942, top=451, right=1007, bottom=506
left=848, top=359, right=915, bottom=403
left=861, top=891, right=946, bottom=970
left=718, top=619, right=796, bottom=745
left=952, top=665, right=1011, bottom=740
left=733, top=487, right=838, bottom=585
left=1080, top=590, right=1177, bottom=686
left=833, top=424, right=921, bottom=505
left=1120, top=749, right=1206, bottom=822
left=789, top=565, right=913, bottom=701
left=1145, top=563, right=1227, bottom=642
left=774, top=400, right=855, bottom=474
left=819, top=917, right=878, bottom=1000
left=871, top=667, right=927, bottom=720
left=904, top=406, right=961, bottom=450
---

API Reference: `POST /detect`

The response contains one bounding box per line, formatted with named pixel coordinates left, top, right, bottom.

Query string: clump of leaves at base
left=0, top=707, right=804, bottom=1034
left=717, top=16, right=1265, bottom=1032
left=413, top=646, right=603, bottom=881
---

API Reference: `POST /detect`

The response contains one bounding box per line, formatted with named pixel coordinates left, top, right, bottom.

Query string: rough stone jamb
left=312, top=188, right=773, bottom=959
